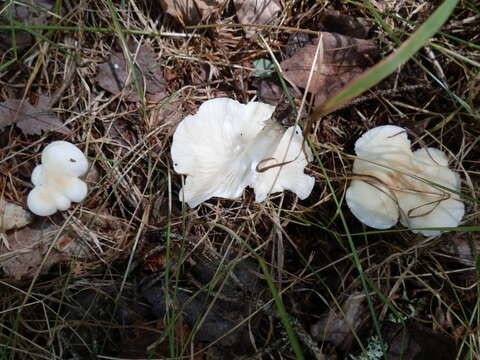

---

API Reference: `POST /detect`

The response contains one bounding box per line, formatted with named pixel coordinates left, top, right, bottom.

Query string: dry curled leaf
left=95, top=45, right=166, bottom=102
left=159, top=0, right=225, bottom=26
left=438, top=232, right=478, bottom=266
left=152, top=92, right=184, bottom=128
left=318, top=9, right=372, bottom=39
left=1, top=222, right=69, bottom=280
left=281, top=32, right=378, bottom=106
left=0, top=95, right=72, bottom=135
left=311, top=292, right=368, bottom=351
left=382, top=322, right=458, bottom=360
left=0, top=199, right=32, bottom=232
left=0, top=0, right=55, bottom=52
left=234, top=0, right=281, bottom=37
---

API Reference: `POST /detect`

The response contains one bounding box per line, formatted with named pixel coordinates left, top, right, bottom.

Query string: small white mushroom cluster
left=27, top=141, right=89, bottom=216
left=346, top=125, right=464, bottom=236
left=171, top=98, right=315, bottom=207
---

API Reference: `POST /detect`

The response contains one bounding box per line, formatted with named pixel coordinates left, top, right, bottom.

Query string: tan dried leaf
left=280, top=32, right=378, bottom=106
left=0, top=199, right=32, bottom=232
left=152, top=92, right=184, bottom=128
left=234, top=0, right=281, bottom=37
left=0, top=104, right=16, bottom=132
left=159, top=0, right=225, bottom=26
left=0, top=0, right=54, bottom=52
left=382, top=322, right=458, bottom=360
left=95, top=45, right=166, bottom=102
left=438, top=232, right=478, bottom=266
left=1, top=222, right=69, bottom=280
left=318, top=9, right=372, bottom=39
left=0, top=95, right=72, bottom=135
left=311, top=292, right=368, bottom=351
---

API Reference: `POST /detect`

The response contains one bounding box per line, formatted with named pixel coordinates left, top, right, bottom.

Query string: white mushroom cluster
left=171, top=98, right=315, bottom=207
left=27, top=141, right=89, bottom=216
left=346, top=125, right=464, bottom=236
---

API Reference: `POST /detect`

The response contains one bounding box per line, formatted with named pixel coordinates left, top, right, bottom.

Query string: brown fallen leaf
left=151, top=92, right=184, bottom=128
left=0, top=0, right=55, bottom=52
left=143, top=281, right=258, bottom=355
left=0, top=104, right=15, bottom=131
left=285, top=32, right=311, bottom=58
left=253, top=78, right=285, bottom=106
left=281, top=32, right=378, bottom=106
left=159, top=0, right=225, bottom=26
left=233, top=0, right=281, bottom=37
left=1, top=221, right=69, bottom=280
left=0, top=95, right=72, bottom=135
left=253, top=77, right=300, bottom=107
left=0, top=213, right=96, bottom=280
left=95, top=45, right=166, bottom=102
left=318, top=10, right=372, bottom=39
left=437, top=232, right=478, bottom=266
left=0, top=199, right=32, bottom=232
left=381, top=322, right=458, bottom=360
left=311, top=292, right=369, bottom=351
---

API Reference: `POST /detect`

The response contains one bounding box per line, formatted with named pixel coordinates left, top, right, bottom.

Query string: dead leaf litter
left=0, top=95, right=72, bottom=135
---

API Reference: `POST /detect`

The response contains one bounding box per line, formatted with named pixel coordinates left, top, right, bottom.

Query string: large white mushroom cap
left=27, top=141, right=89, bottom=216
left=346, top=126, right=464, bottom=236
left=171, top=98, right=314, bottom=207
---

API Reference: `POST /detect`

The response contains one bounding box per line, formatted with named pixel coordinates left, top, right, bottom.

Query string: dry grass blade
left=0, top=0, right=478, bottom=358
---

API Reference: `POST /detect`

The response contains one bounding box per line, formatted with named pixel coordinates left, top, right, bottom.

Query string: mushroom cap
left=346, top=179, right=399, bottom=229
left=355, top=125, right=411, bottom=157
left=41, top=141, right=89, bottom=177
left=27, top=141, right=89, bottom=216
left=171, top=98, right=277, bottom=207
left=397, top=148, right=464, bottom=236
left=61, top=177, right=89, bottom=203
left=346, top=125, right=411, bottom=230
left=354, top=125, right=413, bottom=174
left=253, top=125, right=315, bottom=202
left=31, top=164, right=43, bottom=186
left=347, top=126, right=465, bottom=236
left=27, top=186, right=71, bottom=216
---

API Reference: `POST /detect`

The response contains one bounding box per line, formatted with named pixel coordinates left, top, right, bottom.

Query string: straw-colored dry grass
left=0, top=0, right=479, bottom=359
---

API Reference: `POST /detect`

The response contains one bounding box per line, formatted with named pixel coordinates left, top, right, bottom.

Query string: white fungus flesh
left=346, top=126, right=464, bottom=236
left=396, top=148, right=465, bottom=236
left=27, top=141, right=89, bottom=216
left=353, top=125, right=414, bottom=177
left=171, top=98, right=314, bottom=207
left=346, top=180, right=399, bottom=229
left=253, top=126, right=314, bottom=202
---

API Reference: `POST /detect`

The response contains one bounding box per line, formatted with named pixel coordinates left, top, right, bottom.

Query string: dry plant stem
left=186, top=22, right=320, bottom=35
left=0, top=0, right=478, bottom=358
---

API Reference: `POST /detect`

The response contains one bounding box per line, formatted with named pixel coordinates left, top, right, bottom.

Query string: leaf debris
left=0, top=95, right=72, bottom=135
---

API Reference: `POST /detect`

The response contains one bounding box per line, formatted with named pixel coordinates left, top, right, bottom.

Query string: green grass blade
left=104, top=0, right=146, bottom=113
left=309, top=0, right=459, bottom=123
left=216, top=224, right=305, bottom=360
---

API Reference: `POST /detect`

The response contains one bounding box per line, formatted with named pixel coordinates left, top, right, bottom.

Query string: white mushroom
left=27, top=141, right=89, bottom=216
left=346, top=125, right=410, bottom=229
left=254, top=125, right=314, bottom=202
left=346, top=125, right=464, bottom=236
left=346, top=180, right=399, bottom=230
left=171, top=98, right=314, bottom=207
left=396, top=148, right=465, bottom=236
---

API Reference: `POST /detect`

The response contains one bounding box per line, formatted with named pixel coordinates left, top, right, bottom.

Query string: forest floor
left=0, top=0, right=479, bottom=359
